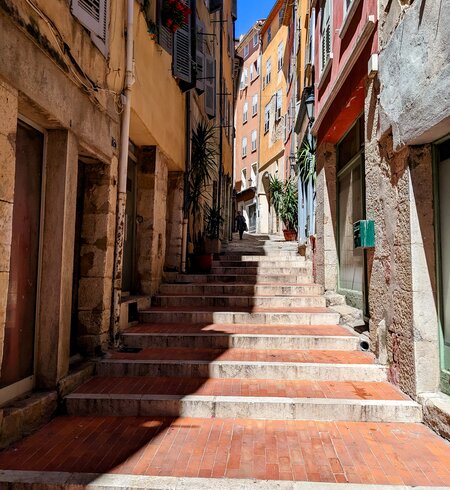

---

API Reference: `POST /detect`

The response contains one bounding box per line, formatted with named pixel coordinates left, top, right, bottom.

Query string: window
left=251, top=130, right=257, bottom=152
left=253, top=32, right=259, bottom=47
left=275, top=90, right=282, bottom=121
left=250, top=64, right=254, bottom=81
left=251, top=163, right=257, bottom=187
left=278, top=6, right=285, bottom=25
left=344, top=0, right=354, bottom=14
left=264, top=105, right=270, bottom=133
left=320, top=0, right=332, bottom=72
left=264, top=58, right=272, bottom=87
left=240, top=68, right=248, bottom=90
left=267, top=26, right=272, bottom=44
left=243, top=43, right=249, bottom=58
left=242, top=137, right=247, bottom=157
left=243, top=101, right=248, bottom=123
left=252, top=94, right=258, bottom=116
left=277, top=42, right=284, bottom=71
left=204, top=55, right=216, bottom=118
left=241, top=168, right=247, bottom=189
left=71, top=0, right=109, bottom=55
left=256, top=57, right=261, bottom=75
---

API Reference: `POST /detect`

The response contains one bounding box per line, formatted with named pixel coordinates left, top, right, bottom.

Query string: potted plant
left=268, top=176, right=298, bottom=241
left=186, top=121, right=218, bottom=272
left=204, top=204, right=224, bottom=254
left=161, top=0, right=191, bottom=33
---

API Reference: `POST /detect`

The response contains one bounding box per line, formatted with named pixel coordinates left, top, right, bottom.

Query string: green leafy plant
left=187, top=121, right=218, bottom=252
left=268, top=175, right=298, bottom=231
left=295, top=140, right=316, bottom=185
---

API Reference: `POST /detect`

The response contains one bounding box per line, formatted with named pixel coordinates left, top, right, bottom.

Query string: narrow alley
left=0, top=235, right=449, bottom=488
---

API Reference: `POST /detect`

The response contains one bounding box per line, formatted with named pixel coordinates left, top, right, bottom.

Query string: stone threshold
left=418, top=391, right=450, bottom=441
left=1, top=471, right=449, bottom=490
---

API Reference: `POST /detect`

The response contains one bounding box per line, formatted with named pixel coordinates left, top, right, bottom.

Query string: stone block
left=81, top=212, right=116, bottom=247
left=0, top=201, right=13, bottom=266
left=0, top=133, right=16, bottom=203
left=79, top=244, right=114, bottom=278
left=0, top=80, right=18, bottom=136
left=78, top=308, right=110, bottom=336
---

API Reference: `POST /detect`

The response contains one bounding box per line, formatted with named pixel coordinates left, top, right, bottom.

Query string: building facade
left=257, top=0, right=290, bottom=235
left=234, top=20, right=264, bottom=232
left=0, top=0, right=237, bottom=446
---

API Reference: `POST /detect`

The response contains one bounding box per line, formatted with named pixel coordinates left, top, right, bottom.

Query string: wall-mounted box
left=353, top=220, right=375, bottom=249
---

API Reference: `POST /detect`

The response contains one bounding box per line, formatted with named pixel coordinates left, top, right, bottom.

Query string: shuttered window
left=158, top=0, right=173, bottom=54
left=196, top=21, right=205, bottom=93
left=320, top=0, right=331, bottom=72
left=205, top=55, right=216, bottom=118
left=71, top=0, right=109, bottom=55
left=208, top=0, right=223, bottom=13
left=173, top=0, right=193, bottom=83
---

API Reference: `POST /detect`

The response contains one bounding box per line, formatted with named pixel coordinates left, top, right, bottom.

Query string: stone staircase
left=66, top=234, right=421, bottom=424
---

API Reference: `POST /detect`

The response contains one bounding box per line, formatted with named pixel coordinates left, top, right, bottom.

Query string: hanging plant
left=161, top=0, right=191, bottom=33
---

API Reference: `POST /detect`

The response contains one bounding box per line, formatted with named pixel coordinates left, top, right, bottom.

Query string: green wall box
left=353, top=220, right=375, bottom=249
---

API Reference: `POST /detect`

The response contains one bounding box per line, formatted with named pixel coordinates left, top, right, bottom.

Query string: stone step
left=96, top=348, right=386, bottom=381
left=172, top=274, right=314, bottom=284
left=213, top=260, right=307, bottom=268
left=122, top=323, right=359, bottom=350
left=151, top=294, right=327, bottom=308
left=220, top=250, right=300, bottom=256
left=215, top=255, right=305, bottom=262
left=210, top=266, right=311, bottom=275
left=159, top=283, right=324, bottom=296
left=66, top=377, right=421, bottom=423
left=139, top=306, right=340, bottom=325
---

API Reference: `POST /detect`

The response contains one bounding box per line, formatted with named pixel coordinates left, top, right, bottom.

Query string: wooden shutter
left=71, top=0, right=108, bottom=53
left=205, top=54, right=216, bottom=118
left=196, top=21, right=205, bottom=93
left=158, top=0, right=173, bottom=54
left=173, top=0, right=193, bottom=83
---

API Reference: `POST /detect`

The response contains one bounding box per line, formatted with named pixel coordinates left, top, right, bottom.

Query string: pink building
left=234, top=20, right=265, bottom=232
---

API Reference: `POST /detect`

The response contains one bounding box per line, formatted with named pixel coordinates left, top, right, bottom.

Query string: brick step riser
left=96, top=361, right=387, bottom=382
left=151, top=296, right=327, bottom=308
left=66, top=396, right=422, bottom=423
left=210, top=268, right=311, bottom=275
left=159, top=284, right=324, bottom=296
left=122, top=334, right=360, bottom=351
left=173, top=275, right=314, bottom=284
left=139, top=311, right=340, bottom=325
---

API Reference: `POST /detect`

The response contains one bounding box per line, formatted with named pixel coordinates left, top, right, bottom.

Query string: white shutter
left=173, top=0, right=193, bottom=83
left=71, top=0, right=108, bottom=54
left=205, top=55, right=216, bottom=118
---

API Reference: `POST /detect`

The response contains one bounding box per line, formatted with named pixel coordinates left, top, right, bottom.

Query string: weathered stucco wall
left=315, top=142, right=337, bottom=292
left=165, top=172, right=184, bottom=272
left=379, top=0, right=450, bottom=149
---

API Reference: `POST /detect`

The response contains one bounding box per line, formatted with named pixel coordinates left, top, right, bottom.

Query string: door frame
left=0, top=115, right=47, bottom=405
left=433, top=133, right=450, bottom=395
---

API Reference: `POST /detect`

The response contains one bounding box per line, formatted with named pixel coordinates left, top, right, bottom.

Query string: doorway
left=336, top=117, right=365, bottom=311
left=0, top=120, right=44, bottom=395
left=436, top=138, right=450, bottom=395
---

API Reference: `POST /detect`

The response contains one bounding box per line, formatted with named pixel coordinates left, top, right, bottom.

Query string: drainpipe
left=112, top=0, right=134, bottom=346
left=181, top=92, right=191, bottom=272
left=217, top=5, right=224, bottom=237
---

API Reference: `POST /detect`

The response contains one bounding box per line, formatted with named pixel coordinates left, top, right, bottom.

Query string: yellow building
left=0, top=0, right=236, bottom=446
left=258, top=0, right=289, bottom=234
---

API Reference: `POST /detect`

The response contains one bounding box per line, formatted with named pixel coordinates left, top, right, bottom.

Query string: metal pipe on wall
left=112, top=0, right=134, bottom=345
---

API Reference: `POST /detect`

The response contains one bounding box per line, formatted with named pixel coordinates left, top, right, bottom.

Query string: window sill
left=317, top=53, right=333, bottom=91
left=339, top=0, right=363, bottom=39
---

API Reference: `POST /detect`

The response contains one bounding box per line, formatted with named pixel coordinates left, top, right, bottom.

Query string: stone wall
left=315, top=141, right=337, bottom=292
left=164, top=172, right=184, bottom=272
left=0, top=79, right=18, bottom=376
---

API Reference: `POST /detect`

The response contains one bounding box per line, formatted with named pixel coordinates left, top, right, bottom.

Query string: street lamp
left=305, top=90, right=315, bottom=123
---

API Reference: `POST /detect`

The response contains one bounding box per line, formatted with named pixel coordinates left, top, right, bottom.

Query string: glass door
left=437, top=139, right=450, bottom=394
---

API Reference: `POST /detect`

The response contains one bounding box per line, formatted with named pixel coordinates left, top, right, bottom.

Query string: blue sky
left=236, top=0, right=274, bottom=38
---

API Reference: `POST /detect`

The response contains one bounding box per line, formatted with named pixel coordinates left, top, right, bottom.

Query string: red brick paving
left=107, top=347, right=375, bottom=364
left=0, top=416, right=449, bottom=485
left=125, top=323, right=354, bottom=336
left=74, top=377, right=408, bottom=400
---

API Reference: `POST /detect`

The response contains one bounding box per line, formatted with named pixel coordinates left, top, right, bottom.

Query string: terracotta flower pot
left=191, top=253, right=212, bottom=273
left=283, top=229, right=297, bottom=241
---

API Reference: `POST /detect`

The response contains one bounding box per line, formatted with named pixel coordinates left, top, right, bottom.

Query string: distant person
left=236, top=211, right=247, bottom=240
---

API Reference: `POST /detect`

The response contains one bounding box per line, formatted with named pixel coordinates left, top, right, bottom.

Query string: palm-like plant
left=295, top=140, right=315, bottom=185
left=268, top=175, right=298, bottom=232
left=187, top=121, right=218, bottom=251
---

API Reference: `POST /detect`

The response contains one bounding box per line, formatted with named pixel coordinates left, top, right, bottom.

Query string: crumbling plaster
left=379, top=0, right=450, bottom=150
